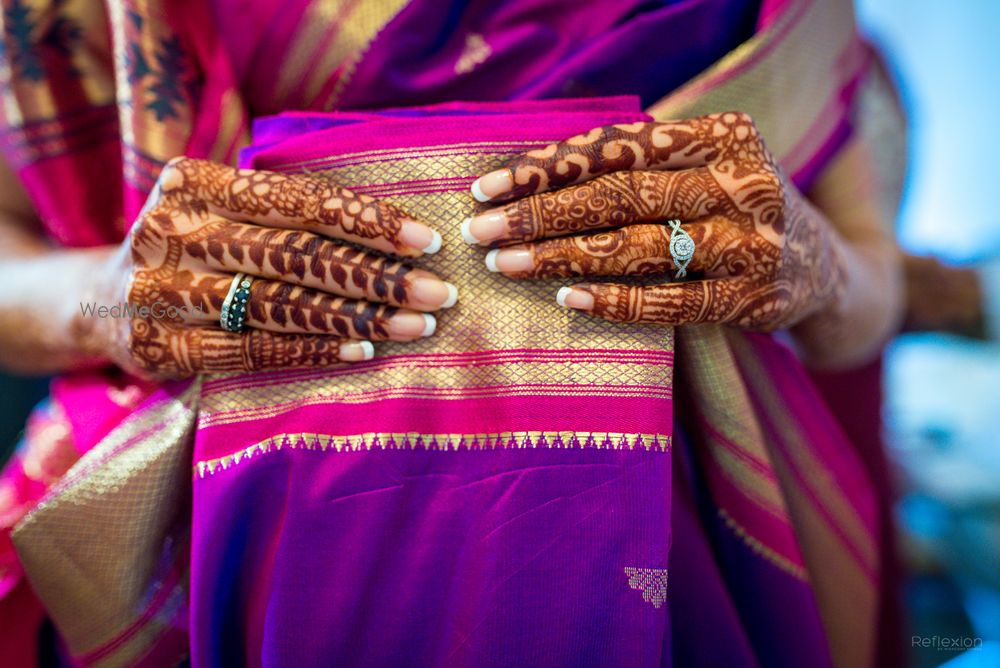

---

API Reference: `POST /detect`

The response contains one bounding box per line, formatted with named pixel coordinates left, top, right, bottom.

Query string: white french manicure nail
left=441, top=282, right=458, bottom=308
left=470, top=178, right=489, bottom=203
left=485, top=249, right=500, bottom=272
left=422, top=230, right=442, bottom=254
left=556, top=286, right=572, bottom=308
left=460, top=218, right=479, bottom=244
left=421, top=313, right=437, bottom=337
left=359, top=340, right=374, bottom=360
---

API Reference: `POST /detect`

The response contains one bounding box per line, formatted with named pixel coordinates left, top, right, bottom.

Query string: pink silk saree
left=0, top=0, right=895, bottom=665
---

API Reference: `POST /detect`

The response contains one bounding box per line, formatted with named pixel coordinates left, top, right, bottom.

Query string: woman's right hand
left=91, top=158, right=456, bottom=379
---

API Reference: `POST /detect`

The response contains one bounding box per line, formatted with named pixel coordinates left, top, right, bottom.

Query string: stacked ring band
left=219, top=272, right=254, bottom=333
left=667, top=219, right=695, bottom=280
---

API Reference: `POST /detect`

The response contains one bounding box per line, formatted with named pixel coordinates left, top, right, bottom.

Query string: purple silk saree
left=0, top=0, right=891, bottom=665
left=195, top=98, right=677, bottom=666
left=184, top=97, right=866, bottom=667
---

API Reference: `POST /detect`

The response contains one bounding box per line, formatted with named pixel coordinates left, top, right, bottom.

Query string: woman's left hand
left=461, top=112, right=846, bottom=331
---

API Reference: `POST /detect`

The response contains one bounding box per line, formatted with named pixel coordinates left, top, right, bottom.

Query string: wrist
left=791, top=236, right=903, bottom=369
left=70, top=246, right=125, bottom=363
left=0, top=245, right=118, bottom=374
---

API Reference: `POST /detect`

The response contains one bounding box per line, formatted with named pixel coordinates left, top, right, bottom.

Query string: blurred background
left=858, top=0, right=1000, bottom=666
left=1, top=2, right=998, bottom=667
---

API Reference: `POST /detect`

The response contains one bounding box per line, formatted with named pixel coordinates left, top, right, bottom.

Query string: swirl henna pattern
left=93, top=158, right=453, bottom=378
left=466, top=112, right=847, bottom=332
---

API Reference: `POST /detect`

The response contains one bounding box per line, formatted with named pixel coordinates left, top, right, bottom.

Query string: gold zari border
left=196, top=431, right=672, bottom=478
left=12, top=381, right=200, bottom=657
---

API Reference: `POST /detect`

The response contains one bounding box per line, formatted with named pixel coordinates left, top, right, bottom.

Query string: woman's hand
left=90, top=158, right=456, bottom=378
left=461, top=112, right=846, bottom=332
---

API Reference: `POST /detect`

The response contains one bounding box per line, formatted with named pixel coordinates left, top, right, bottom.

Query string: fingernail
left=422, top=230, right=442, bottom=254
left=399, top=220, right=438, bottom=253
left=442, top=282, right=458, bottom=308
left=487, top=248, right=532, bottom=273
left=341, top=340, right=375, bottom=361
left=421, top=313, right=437, bottom=337
left=410, top=277, right=459, bottom=309
left=470, top=169, right=513, bottom=202
left=462, top=211, right=508, bottom=244
left=387, top=312, right=433, bottom=338
left=485, top=249, right=500, bottom=272
left=556, top=286, right=595, bottom=310
left=460, top=218, right=478, bottom=244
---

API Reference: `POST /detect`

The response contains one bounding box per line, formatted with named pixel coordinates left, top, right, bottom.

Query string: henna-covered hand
left=91, top=158, right=457, bottom=378
left=462, top=112, right=846, bottom=332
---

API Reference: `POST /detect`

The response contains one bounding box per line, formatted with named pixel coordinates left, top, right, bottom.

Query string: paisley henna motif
left=476, top=112, right=846, bottom=332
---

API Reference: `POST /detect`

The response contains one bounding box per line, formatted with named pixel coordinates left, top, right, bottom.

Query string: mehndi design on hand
left=95, top=158, right=455, bottom=378
left=467, top=112, right=846, bottom=331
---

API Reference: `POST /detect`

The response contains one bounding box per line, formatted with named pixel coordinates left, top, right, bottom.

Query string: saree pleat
left=0, top=0, right=887, bottom=665
left=12, top=381, right=199, bottom=666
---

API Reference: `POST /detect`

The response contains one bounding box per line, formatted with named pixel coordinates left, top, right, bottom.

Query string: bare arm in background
left=797, top=135, right=904, bottom=368
left=0, top=156, right=115, bottom=374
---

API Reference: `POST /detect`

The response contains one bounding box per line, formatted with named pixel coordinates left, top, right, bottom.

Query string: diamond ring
left=667, top=219, right=695, bottom=280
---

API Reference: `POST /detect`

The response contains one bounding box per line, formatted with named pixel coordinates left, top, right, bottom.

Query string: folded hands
left=97, top=112, right=850, bottom=377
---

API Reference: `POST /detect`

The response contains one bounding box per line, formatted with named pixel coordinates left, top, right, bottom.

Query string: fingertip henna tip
left=485, top=249, right=500, bottom=273
left=470, top=177, right=490, bottom=203
left=460, top=218, right=479, bottom=244
left=556, top=286, right=572, bottom=308
left=421, top=313, right=437, bottom=337
left=421, top=230, right=443, bottom=254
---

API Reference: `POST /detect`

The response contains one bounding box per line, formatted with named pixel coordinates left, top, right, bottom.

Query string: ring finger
left=483, top=219, right=744, bottom=280
left=188, top=273, right=437, bottom=341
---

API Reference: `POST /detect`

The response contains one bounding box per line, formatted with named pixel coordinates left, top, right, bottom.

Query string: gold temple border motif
left=196, top=431, right=672, bottom=478
left=199, top=384, right=673, bottom=428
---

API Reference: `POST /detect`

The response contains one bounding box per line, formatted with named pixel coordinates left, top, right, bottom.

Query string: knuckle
left=123, top=273, right=140, bottom=306
left=126, top=221, right=144, bottom=254
left=625, top=170, right=659, bottom=215
left=163, top=155, right=187, bottom=170
left=732, top=110, right=756, bottom=127
left=157, top=156, right=196, bottom=194
left=158, top=156, right=184, bottom=182
left=581, top=125, right=616, bottom=163
left=124, top=327, right=153, bottom=371
left=761, top=168, right=783, bottom=194
left=240, top=330, right=263, bottom=371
